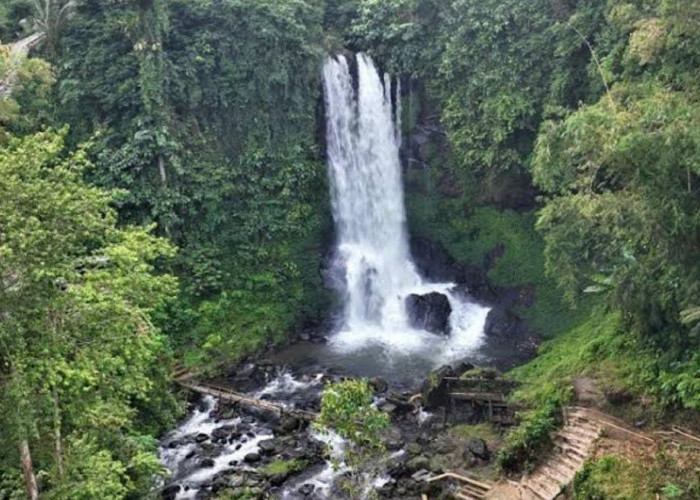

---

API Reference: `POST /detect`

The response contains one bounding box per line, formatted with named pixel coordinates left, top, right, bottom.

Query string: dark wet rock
left=386, top=454, right=407, bottom=477
left=299, top=483, right=315, bottom=496
left=416, top=433, right=432, bottom=446
left=280, top=415, right=300, bottom=432
left=383, top=428, right=405, bottom=451
left=421, top=365, right=455, bottom=410
left=454, top=361, right=476, bottom=377
left=258, top=439, right=277, bottom=455
left=194, top=433, right=209, bottom=443
left=228, top=475, right=245, bottom=488
left=244, top=452, right=261, bottom=463
left=406, top=455, right=430, bottom=472
left=231, top=363, right=267, bottom=391
left=466, top=437, right=489, bottom=459
left=199, top=458, right=215, bottom=468
left=185, top=450, right=196, bottom=460
left=269, top=473, right=289, bottom=486
left=212, top=425, right=236, bottom=441
left=406, top=442, right=422, bottom=456
left=378, top=401, right=398, bottom=414
left=408, top=236, right=496, bottom=302
left=484, top=307, right=525, bottom=338
left=370, top=377, right=389, bottom=394
left=166, top=439, right=182, bottom=449
left=211, top=476, right=230, bottom=494
left=161, top=484, right=181, bottom=500
left=199, top=442, right=221, bottom=457
left=434, top=441, right=456, bottom=454
left=406, top=292, right=452, bottom=335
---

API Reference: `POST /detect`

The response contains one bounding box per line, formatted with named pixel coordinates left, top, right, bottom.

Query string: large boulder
left=406, top=292, right=452, bottom=335
left=483, top=307, right=523, bottom=338
left=421, top=365, right=456, bottom=410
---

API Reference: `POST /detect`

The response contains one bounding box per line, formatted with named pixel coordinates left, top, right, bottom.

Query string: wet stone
left=258, top=439, right=277, bottom=455
left=298, top=483, right=315, bottom=496
left=467, top=437, right=489, bottom=459
left=161, top=484, right=180, bottom=500
left=244, top=452, right=261, bottom=463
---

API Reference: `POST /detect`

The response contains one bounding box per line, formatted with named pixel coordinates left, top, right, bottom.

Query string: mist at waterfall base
left=276, top=53, right=490, bottom=385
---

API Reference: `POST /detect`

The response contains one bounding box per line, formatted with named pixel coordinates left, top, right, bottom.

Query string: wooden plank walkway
left=176, top=379, right=318, bottom=422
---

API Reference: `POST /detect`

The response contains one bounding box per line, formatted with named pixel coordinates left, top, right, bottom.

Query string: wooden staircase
left=518, top=407, right=602, bottom=499
left=427, top=472, right=493, bottom=500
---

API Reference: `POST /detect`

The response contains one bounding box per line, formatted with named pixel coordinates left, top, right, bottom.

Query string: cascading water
left=323, top=53, right=489, bottom=360
left=323, top=53, right=420, bottom=330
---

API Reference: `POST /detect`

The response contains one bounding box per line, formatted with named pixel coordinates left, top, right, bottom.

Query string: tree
left=0, top=130, right=178, bottom=498
left=30, top=0, right=75, bottom=56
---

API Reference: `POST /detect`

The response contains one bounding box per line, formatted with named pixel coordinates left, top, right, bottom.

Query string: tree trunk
left=158, top=154, right=167, bottom=185
left=52, top=386, right=63, bottom=477
left=20, top=440, right=38, bottom=500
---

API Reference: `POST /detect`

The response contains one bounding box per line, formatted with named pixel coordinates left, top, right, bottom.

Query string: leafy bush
left=496, top=394, right=564, bottom=473
left=317, top=380, right=389, bottom=450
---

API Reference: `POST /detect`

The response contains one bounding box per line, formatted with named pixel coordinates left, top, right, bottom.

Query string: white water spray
left=323, top=53, right=488, bottom=358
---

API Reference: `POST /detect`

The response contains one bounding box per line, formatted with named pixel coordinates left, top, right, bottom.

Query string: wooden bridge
left=172, top=367, right=318, bottom=422
left=442, top=376, right=523, bottom=426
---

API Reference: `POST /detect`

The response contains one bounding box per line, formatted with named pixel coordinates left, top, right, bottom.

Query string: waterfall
left=323, top=53, right=419, bottom=330
left=323, top=53, right=488, bottom=357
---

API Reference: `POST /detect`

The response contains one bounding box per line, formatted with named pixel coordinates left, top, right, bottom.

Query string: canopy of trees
left=2, top=0, right=700, bottom=496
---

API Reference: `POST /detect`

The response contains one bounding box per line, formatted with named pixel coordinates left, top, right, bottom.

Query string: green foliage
left=31, top=0, right=76, bottom=56
left=407, top=191, right=587, bottom=337
left=317, top=380, right=390, bottom=497
left=352, top=0, right=607, bottom=184
left=261, top=459, right=307, bottom=477
left=55, top=0, right=330, bottom=367
left=317, top=380, right=389, bottom=450
left=0, top=0, right=32, bottom=42
left=450, top=423, right=500, bottom=443
left=534, top=83, right=700, bottom=339
left=0, top=130, right=178, bottom=497
left=574, top=455, right=700, bottom=500
left=0, top=44, right=55, bottom=140
left=496, top=394, right=564, bottom=473
left=44, top=436, right=129, bottom=500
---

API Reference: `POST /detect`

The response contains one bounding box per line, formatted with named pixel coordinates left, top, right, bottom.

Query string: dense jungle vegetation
left=1, top=0, right=700, bottom=497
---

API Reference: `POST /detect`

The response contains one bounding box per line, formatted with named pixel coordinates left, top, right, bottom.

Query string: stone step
left=521, top=477, right=559, bottom=500
left=555, top=451, right=584, bottom=472
left=556, top=430, right=595, bottom=446
left=535, top=464, right=569, bottom=487
left=560, top=424, right=601, bottom=439
left=552, top=441, right=588, bottom=461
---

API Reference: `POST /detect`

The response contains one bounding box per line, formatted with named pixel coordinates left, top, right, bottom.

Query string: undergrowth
left=497, top=310, right=655, bottom=472
left=261, top=459, right=308, bottom=477
left=405, top=189, right=590, bottom=338
left=574, top=454, right=700, bottom=500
